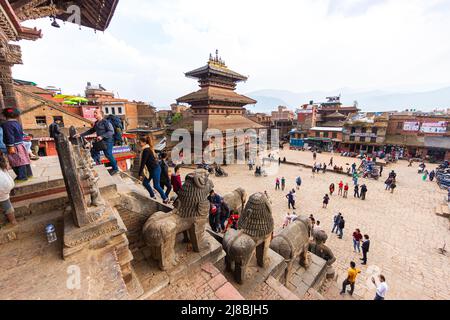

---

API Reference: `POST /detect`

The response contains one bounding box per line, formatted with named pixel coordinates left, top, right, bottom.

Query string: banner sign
left=403, top=122, right=420, bottom=132
left=420, top=122, right=447, bottom=134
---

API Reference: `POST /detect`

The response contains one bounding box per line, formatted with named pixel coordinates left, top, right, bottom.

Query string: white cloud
left=11, top=0, right=450, bottom=108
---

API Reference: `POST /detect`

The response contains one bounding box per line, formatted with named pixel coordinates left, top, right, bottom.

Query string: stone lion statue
left=222, top=192, right=274, bottom=284
left=309, top=229, right=336, bottom=279
left=270, top=215, right=312, bottom=284
left=142, top=170, right=213, bottom=270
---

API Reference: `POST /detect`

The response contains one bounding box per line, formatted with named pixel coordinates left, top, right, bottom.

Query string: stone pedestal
left=63, top=204, right=135, bottom=285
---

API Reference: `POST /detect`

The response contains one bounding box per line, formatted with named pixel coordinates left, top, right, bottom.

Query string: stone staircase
left=435, top=203, right=450, bottom=218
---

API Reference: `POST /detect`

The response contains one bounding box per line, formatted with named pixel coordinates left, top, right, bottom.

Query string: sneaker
left=110, top=170, right=119, bottom=176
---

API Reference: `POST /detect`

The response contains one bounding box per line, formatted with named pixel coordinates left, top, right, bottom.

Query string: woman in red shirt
left=343, top=183, right=349, bottom=198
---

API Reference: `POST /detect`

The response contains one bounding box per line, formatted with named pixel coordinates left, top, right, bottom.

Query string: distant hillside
left=246, top=87, right=450, bottom=113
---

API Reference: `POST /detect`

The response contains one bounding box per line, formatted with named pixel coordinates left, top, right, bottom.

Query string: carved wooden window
left=35, top=116, right=47, bottom=127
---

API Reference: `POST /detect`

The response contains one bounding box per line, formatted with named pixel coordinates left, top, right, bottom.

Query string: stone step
left=442, top=204, right=450, bottom=217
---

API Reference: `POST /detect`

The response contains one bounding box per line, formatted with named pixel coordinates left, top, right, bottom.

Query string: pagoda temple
left=175, top=51, right=262, bottom=133
left=0, top=0, right=119, bottom=111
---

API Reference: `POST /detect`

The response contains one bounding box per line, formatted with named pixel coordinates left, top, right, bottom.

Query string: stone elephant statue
left=270, top=215, right=312, bottom=284
left=142, top=171, right=213, bottom=271
left=223, top=187, right=247, bottom=213
left=222, top=192, right=274, bottom=284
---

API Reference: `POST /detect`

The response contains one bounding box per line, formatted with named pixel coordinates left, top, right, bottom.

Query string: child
left=225, top=210, right=239, bottom=232
left=329, top=183, right=335, bottom=196
left=338, top=181, right=344, bottom=196
left=170, top=164, right=183, bottom=195
left=323, top=194, right=330, bottom=208
left=0, top=152, right=17, bottom=225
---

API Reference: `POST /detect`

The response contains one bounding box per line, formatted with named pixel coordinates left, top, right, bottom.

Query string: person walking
left=329, top=157, right=333, bottom=166
left=353, top=172, right=359, bottom=186
left=379, top=165, right=384, bottom=177
left=332, top=212, right=342, bottom=234
left=281, top=177, right=286, bottom=191
left=79, top=109, right=119, bottom=175
left=360, top=184, right=368, bottom=200
left=313, top=151, right=317, bottom=161
left=296, top=176, right=302, bottom=190
left=338, top=216, right=345, bottom=239
left=351, top=163, right=357, bottom=174
left=429, top=170, right=436, bottom=182
left=159, top=152, right=172, bottom=198
left=354, top=184, right=360, bottom=198
left=48, top=117, right=62, bottom=139
left=329, top=183, right=335, bottom=196
left=322, top=194, right=330, bottom=208
left=275, top=177, right=280, bottom=190
left=278, top=157, right=281, bottom=166
left=323, top=163, right=327, bottom=173
left=0, top=152, right=17, bottom=225
left=384, top=177, right=392, bottom=191
left=343, top=183, right=349, bottom=198
left=170, top=165, right=183, bottom=195
left=372, top=275, right=388, bottom=300
left=1, top=108, right=33, bottom=182
left=286, top=191, right=296, bottom=210
left=361, top=234, right=370, bottom=265
left=340, top=261, right=361, bottom=296
left=390, top=181, right=396, bottom=193
left=352, top=229, right=362, bottom=253
left=422, top=170, right=429, bottom=182
left=137, top=136, right=168, bottom=203
left=338, top=181, right=344, bottom=196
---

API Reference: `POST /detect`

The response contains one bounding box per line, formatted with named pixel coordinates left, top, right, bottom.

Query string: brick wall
left=125, top=102, right=138, bottom=130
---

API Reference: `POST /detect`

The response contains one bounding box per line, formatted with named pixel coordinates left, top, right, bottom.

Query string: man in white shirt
left=372, top=275, right=388, bottom=300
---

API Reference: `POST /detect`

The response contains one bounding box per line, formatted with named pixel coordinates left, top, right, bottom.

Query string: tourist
left=372, top=275, right=388, bottom=300
left=360, top=184, right=368, bottom=200
left=354, top=184, right=360, bottom=198
left=338, top=181, right=344, bottom=196
left=283, top=211, right=297, bottom=228
left=219, top=200, right=231, bottom=232
left=351, top=163, right=357, bottom=174
left=283, top=157, right=286, bottom=163
left=286, top=191, right=296, bottom=210
left=389, top=170, right=397, bottom=180
left=311, top=165, right=316, bottom=178
left=208, top=190, right=223, bottom=232
left=278, top=157, right=281, bottom=166
left=79, top=109, right=119, bottom=175
left=361, top=234, right=370, bottom=265
left=329, top=183, right=335, bottom=196
left=296, top=176, right=302, bottom=190
left=23, top=134, right=39, bottom=161
left=137, top=136, right=168, bottom=203
left=159, top=152, right=171, bottom=198
left=170, top=164, right=183, bottom=195
left=353, top=172, right=359, bottom=186
left=281, top=177, right=286, bottom=191
left=49, top=117, right=62, bottom=139
left=323, top=163, right=327, bottom=173
left=314, top=220, right=322, bottom=233
left=353, top=229, right=362, bottom=253
left=329, top=157, right=333, bottom=166
left=332, top=212, right=342, bottom=234
left=1, top=108, right=32, bottom=182
left=379, top=165, right=383, bottom=177
left=313, top=151, right=317, bottom=161
left=338, top=216, right=345, bottom=239
left=0, top=152, right=17, bottom=225
left=322, top=194, right=330, bottom=208
left=275, top=177, right=280, bottom=190
left=340, top=261, right=361, bottom=296
left=408, top=159, right=413, bottom=167
left=225, top=210, right=239, bottom=232
left=429, top=170, right=436, bottom=182
left=343, top=183, right=349, bottom=198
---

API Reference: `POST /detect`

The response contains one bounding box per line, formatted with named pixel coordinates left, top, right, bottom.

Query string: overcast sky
left=13, top=0, right=450, bottom=108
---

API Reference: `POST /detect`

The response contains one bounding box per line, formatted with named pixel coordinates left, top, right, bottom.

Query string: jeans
left=209, top=211, right=221, bottom=232
left=143, top=165, right=167, bottom=200
left=91, top=140, right=118, bottom=171
left=361, top=192, right=366, bottom=200
left=13, top=165, right=27, bottom=180
left=288, top=200, right=296, bottom=209
left=342, top=279, right=355, bottom=295
left=353, top=239, right=361, bottom=252
left=160, top=179, right=172, bottom=197
left=362, top=249, right=368, bottom=263
left=104, top=140, right=118, bottom=171
left=332, top=223, right=339, bottom=233
left=338, top=228, right=344, bottom=238
left=374, top=294, right=385, bottom=301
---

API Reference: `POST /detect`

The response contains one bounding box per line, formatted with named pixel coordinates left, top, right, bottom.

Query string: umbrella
left=63, top=101, right=78, bottom=105
left=68, top=97, right=89, bottom=103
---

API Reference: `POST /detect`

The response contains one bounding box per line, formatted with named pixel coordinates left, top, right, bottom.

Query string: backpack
left=106, top=115, right=124, bottom=145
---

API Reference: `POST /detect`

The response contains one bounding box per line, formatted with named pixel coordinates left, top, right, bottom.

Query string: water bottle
left=45, top=224, right=57, bottom=243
